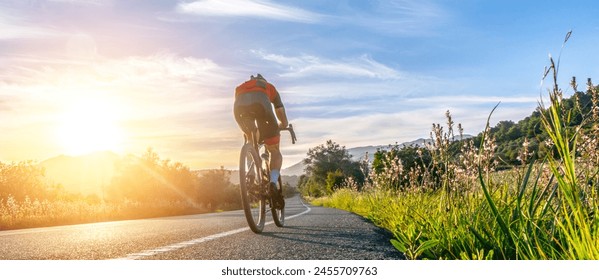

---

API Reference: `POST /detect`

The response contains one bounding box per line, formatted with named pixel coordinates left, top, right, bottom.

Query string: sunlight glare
left=56, top=99, right=125, bottom=156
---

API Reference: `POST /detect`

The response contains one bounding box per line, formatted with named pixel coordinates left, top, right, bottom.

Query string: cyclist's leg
left=257, top=114, right=281, bottom=183
left=265, top=141, right=284, bottom=209
left=265, top=141, right=281, bottom=182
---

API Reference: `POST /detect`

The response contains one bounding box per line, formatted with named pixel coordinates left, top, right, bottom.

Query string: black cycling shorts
left=234, top=92, right=280, bottom=145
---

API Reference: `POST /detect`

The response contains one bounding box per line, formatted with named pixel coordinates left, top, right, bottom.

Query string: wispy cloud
left=335, top=0, right=448, bottom=36
left=243, top=49, right=539, bottom=161
left=0, top=11, right=62, bottom=40
left=47, top=0, right=114, bottom=5
left=176, top=0, right=323, bottom=23
left=247, top=50, right=467, bottom=116
left=404, top=95, right=538, bottom=105
left=253, top=51, right=402, bottom=80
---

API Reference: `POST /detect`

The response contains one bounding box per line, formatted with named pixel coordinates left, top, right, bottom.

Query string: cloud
left=253, top=51, right=402, bottom=80
left=243, top=50, right=540, bottom=162
left=329, top=0, right=448, bottom=36
left=47, top=0, right=114, bottom=5
left=0, top=11, right=62, bottom=40
left=249, top=51, right=512, bottom=121
left=176, top=0, right=322, bottom=23
left=404, top=95, right=538, bottom=106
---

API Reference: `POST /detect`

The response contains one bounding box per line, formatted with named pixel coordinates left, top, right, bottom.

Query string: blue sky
left=1, top=0, right=598, bottom=169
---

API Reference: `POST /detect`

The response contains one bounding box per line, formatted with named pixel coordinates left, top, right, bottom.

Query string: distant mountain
left=40, top=151, right=121, bottom=196
left=348, top=135, right=472, bottom=161
left=282, top=135, right=473, bottom=176
left=281, top=161, right=305, bottom=177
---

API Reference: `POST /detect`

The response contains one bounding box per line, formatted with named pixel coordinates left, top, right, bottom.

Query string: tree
left=300, top=140, right=365, bottom=196
left=107, top=148, right=199, bottom=203
left=196, top=166, right=239, bottom=210
left=0, top=161, right=49, bottom=201
left=325, top=169, right=345, bottom=194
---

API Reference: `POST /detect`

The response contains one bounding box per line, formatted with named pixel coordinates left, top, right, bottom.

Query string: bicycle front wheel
left=239, top=143, right=266, bottom=233
left=271, top=176, right=285, bottom=227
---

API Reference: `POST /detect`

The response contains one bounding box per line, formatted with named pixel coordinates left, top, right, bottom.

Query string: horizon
left=2, top=1, right=599, bottom=170
left=35, top=131, right=472, bottom=174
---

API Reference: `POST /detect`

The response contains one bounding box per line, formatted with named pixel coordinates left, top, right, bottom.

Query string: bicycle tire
left=239, top=143, right=266, bottom=233
left=271, top=176, right=285, bottom=227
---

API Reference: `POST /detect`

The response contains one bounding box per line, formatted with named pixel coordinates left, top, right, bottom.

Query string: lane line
left=115, top=200, right=312, bottom=260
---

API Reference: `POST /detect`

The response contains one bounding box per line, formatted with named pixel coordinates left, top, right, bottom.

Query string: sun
left=56, top=100, right=125, bottom=156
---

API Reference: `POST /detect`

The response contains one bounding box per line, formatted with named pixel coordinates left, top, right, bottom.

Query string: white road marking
left=115, top=201, right=312, bottom=260
left=0, top=220, right=144, bottom=236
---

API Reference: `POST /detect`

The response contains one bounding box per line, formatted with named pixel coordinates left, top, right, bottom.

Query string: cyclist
left=233, top=74, right=288, bottom=207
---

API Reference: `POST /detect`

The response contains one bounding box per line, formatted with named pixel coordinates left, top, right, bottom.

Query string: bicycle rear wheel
left=239, top=143, right=266, bottom=233
left=270, top=176, right=285, bottom=227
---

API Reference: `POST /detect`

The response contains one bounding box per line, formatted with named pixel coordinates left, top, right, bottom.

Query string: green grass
left=312, top=160, right=597, bottom=260
left=312, top=59, right=599, bottom=259
left=313, top=133, right=598, bottom=259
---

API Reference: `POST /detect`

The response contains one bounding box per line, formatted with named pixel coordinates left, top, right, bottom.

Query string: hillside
left=40, top=151, right=120, bottom=196
left=469, top=88, right=598, bottom=167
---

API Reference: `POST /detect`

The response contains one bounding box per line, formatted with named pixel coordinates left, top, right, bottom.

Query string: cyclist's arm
left=275, top=106, right=288, bottom=129
left=269, top=85, right=288, bottom=129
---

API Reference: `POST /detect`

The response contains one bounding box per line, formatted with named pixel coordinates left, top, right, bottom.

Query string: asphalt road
left=0, top=195, right=404, bottom=260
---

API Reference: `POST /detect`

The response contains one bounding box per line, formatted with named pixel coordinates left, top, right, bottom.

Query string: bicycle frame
left=239, top=124, right=296, bottom=233
left=245, top=123, right=297, bottom=178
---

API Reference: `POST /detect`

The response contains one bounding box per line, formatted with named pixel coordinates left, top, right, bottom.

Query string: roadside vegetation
left=305, top=35, right=599, bottom=259
left=0, top=148, right=240, bottom=230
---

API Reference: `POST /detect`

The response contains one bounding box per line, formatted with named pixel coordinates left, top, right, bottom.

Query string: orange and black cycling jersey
left=235, top=79, right=284, bottom=109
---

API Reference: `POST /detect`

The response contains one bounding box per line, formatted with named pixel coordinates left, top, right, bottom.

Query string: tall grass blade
left=476, top=103, right=515, bottom=257
left=512, top=160, right=535, bottom=222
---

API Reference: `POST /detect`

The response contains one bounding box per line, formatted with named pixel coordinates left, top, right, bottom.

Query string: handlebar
left=281, top=124, right=297, bottom=144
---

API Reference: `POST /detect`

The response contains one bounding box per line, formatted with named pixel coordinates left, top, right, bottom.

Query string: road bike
left=239, top=124, right=297, bottom=233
